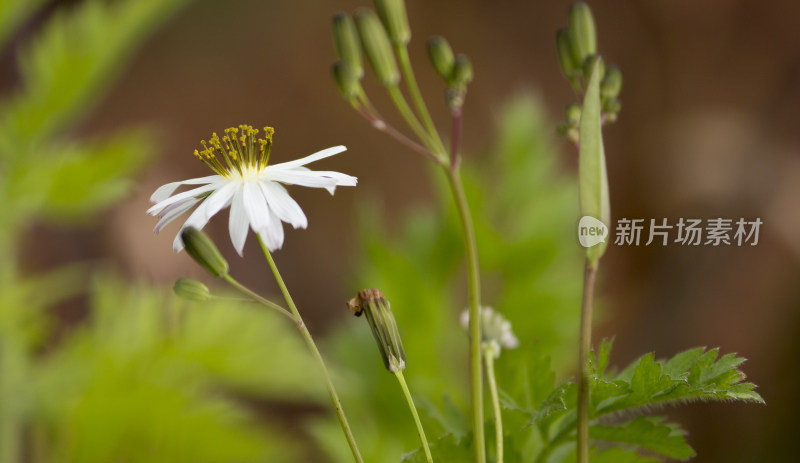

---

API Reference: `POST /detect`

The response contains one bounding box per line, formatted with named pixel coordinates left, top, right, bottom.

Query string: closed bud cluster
left=355, top=9, right=400, bottom=87
left=181, top=227, right=229, bottom=278
left=348, top=289, right=407, bottom=372
left=556, top=28, right=579, bottom=78
left=426, top=36, right=454, bottom=81
left=557, top=103, right=582, bottom=144
left=333, top=60, right=361, bottom=102
left=600, top=65, right=623, bottom=121
left=374, top=0, right=410, bottom=45
left=173, top=278, right=210, bottom=302
left=460, top=306, right=519, bottom=358
left=567, top=2, right=597, bottom=66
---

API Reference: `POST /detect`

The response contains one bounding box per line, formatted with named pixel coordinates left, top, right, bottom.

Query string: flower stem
left=394, top=370, right=433, bottom=463
left=484, top=349, right=503, bottom=463
left=577, top=260, right=598, bottom=463
left=221, top=274, right=298, bottom=323
left=387, top=85, right=438, bottom=156
left=258, top=238, right=364, bottom=463
left=444, top=166, right=485, bottom=463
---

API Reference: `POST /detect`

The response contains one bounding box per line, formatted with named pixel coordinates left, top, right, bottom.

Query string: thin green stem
left=394, top=370, right=433, bottom=463
left=221, top=274, right=297, bottom=323
left=577, top=260, right=598, bottom=463
left=257, top=238, right=364, bottom=463
left=484, top=349, right=503, bottom=463
left=387, top=85, right=444, bottom=162
left=444, top=166, right=485, bottom=463
left=394, top=44, right=447, bottom=156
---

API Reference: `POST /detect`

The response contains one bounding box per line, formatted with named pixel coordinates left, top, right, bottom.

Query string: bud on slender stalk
left=181, top=227, right=229, bottom=278
left=450, top=53, right=473, bottom=87
left=355, top=9, right=400, bottom=86
left=582, top=54, right=605, bottom=82
left=347, top=289, right=406, bottom=372
left=426, top=35, right=454, bottom=80
left=566, top=103, right=582, bottom=126
left=333, top=60, right=361, bottom=102
left=600, top=65, right=623, bottom=100
left=332, top=13, right=364, bottom=79
left=556, top=28, right=579, bottom=77
left=173, top=278, right=210, bottom=302
left=374, top=0, right=410, bottom=45
left=568, top=2, right=597, bottom=65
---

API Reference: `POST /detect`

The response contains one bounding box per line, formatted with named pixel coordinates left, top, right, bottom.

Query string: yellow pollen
left=191, top=124, right=276, bottom=178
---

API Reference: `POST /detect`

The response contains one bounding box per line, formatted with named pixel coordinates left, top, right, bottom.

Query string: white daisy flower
left=147, top=125, right=357, bottom=255
left=460, top=306, right=519, bottom=352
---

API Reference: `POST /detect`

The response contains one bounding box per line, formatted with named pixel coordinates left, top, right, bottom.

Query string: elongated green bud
left=568, top=2, right=597, bottom=65
left=332, top=13, right=364, bottom=79
left=333, top=60, right=361, bottom=102
left=600, top=65, right=623, bottom=100
left=426, top=36, right=454, bottom=80
left=556, top=28, right=579, bottom=77
left=181, top=227, right=229, bottom=278
left=374, top=0, right=410, bottom=45
left=347, top=289, right=406, bottom=372
left=450, top=53, right=473, bottom=87
left=355, top=9, right=400, bottom=86
left=173, top=278, right=210, bottom=302
left=582, top=54, right=605, bottom=82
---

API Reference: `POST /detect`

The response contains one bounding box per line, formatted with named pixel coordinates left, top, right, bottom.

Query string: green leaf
left=416, top=394, right=469, bottom=440
left=591, top=447, right=659, bottom=463
left=595, top=337, right=614, bottom=378
left=402, top=433, right=473, bottom=463
left=578, top=57, right=610, bottom=265
left=591, top=416, right=696, bottom=460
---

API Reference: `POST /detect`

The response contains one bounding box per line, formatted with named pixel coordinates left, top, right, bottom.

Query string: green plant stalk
left=258, top=238, right=364, bottom=463
left=444, top=166, right=486, bottom=463
left=394, top=44, right=447, bottom=156
left=222, top=274, right=298, bottom=323
left=394, top=370, right=433, bottom=463
left=386, top=85, right=440, bottom=156
left=484, top=349, right=503, bottom=463
left=577, top=260, right=598, bottom=463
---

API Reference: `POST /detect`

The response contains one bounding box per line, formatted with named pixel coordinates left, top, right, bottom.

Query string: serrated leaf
left=416, top=394, right=469, bottom=440
left=402, top=433, right=472, bottom=463
left=592, top=447, right=659, bottom=463
left=595, top=337, right=614, bottom=378
left=591, top=416, right=696, bottom=460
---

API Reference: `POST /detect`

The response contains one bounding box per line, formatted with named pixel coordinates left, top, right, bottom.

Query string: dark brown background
left=9, top=0, right=800, bottom=461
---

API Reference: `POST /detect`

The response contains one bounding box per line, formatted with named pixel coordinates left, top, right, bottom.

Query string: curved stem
left=387, top=85, right=440, bottom=157
left=577, top=260, right=598, bottom=463
left=222, top=274, right=297, bottom=323
left=258, top=238, right=364, bottom=463
left=444, top=166, right=485, bottom=463
left=485, top=349, right=503, bottom=463
left=394, top=370, right=433, bottom=463
left=394, top=44, right=447, bottom=156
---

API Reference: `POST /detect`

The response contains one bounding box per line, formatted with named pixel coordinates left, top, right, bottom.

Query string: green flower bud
left=173, top=278, right=210, bottom=302
left=600, top=65, right=623, bottom=100
left=556, top=28, right=579, bottom=77
left=332, top=13, right=364, bottom=79
left=582, top=54, right=605, bottom=82
left=332, top=60, right=361, bottom=102
left=565, top=103, right=582, bottom=126
left=450, top=53, right=473, bottom=87
left=568, top=2, right=597, bottom=65
left=426, top=35, right=454, bottom=80
left=603, top=97, right=622, bottom=122
left=374, top=0, right=410, bottom=45
left=181, top=227, right=229, bottom=278
left=355, top=9, right=400, bottom=87
left=347, top=289, right=406, bottom=372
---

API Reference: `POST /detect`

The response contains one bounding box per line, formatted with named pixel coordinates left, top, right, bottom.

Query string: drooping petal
left=149, top=175, right=223, bottom=203
left=154, top=197, right=200, bottom=234
left=264, top=169, right=358, bottom=195
left=267, top=145, right=347, bottom=170
left=258, top=208, right=285, bottom=251
left=229, top=187, right=249, bottom=256
left=259, top=181, right=307, bottom=229
left=201, top=181, right=237, bottom=221
left=242, top=181, right=271, bottom=233
left=171, top=196, right=217, bottom=251
left=147, top=182, right=223, bottom=215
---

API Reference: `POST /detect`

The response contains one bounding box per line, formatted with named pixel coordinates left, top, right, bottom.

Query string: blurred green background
left=0, top=0, right=798, bottom=462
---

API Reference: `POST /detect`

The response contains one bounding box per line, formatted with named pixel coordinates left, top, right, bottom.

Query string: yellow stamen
left=191, top=125, right=277, bottom=178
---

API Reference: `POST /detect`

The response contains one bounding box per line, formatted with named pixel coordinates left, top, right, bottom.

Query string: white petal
left=264, top=169, right=358, bottom=195
left=149, top=175, right=223, bottom=203
left=154, top=197, right=200, bottom=234
left=229, top=188, right=249, bottom=256
left=202, top=181, right=237, bottom=220
left=242, top=181, right=271, bottom=233
left=259, top=181, right=307, bottom=229
left=147, top=182, right=223, bottom=215
left=268, top=145, right=347, bottom=170
left=171, top=197, right=216, bottom=252
left=258, top=208, right=285, bottom=251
